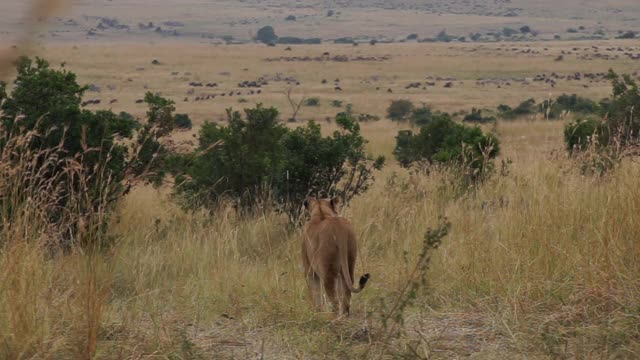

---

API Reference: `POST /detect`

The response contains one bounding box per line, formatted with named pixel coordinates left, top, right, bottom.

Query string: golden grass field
left=1, top=37, right=640, bottom=358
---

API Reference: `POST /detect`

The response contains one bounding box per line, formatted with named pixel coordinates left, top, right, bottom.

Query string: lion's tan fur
left=302, top=197, right=368, bottom=315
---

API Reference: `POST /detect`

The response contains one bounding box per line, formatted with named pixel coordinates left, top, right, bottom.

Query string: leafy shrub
left=563, top=71, right=640, bottom=174
left=285, top=15, right=296, bottom=21
left=436, top=29, right=454, bottom=42
left=277, top=37, right=322, bottom=45
left=257, top=26, right=277, bottom=44
left=334, top=37, right=354, bottom=44
left=331, top=100, right=343, bottom=108
left=520, top=26, right=531, bottom=34
left=463, top=108, right=496, bottom=123
left=617, top=31, right=636, bottom=39
left=502, top=27, right=518, bottom=37
left=0, top=57, right=173, bottom=248
left=304, top=98, right=320, bottom=106
left=170, top=105, right=385, bottom=222
left=174, top=113, right=193, bottom=129
left=567, top=28, right=578, bottom=33
left=387, top=100, right=415, bottom=121
left=498, top=98, right=537, bottom=119
left=394, top=116, right=500, bottom=183
left=564, top=117, right=606, bottom=153
left=357, top=113, right=380, bottom=122
left=407, top=33, right=418, bottom=40
left=410, top=106, right=433, bottom=126
left=540, top=94, right=600, bottom=119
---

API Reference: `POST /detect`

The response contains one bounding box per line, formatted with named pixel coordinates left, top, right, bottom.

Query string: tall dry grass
left=1, top=119, right=638, bottom=358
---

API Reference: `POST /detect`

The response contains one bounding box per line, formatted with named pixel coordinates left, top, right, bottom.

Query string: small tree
left=520, top=25, right=531, bottom=34
left=463, top=108, right=496, bottom=123
left=0, top=57, right=174, bottom=248
left=257, top=26, right=278, bottom=44
left=563, top=71, right=640, bottom=174
left=174, top=113, right=193, bottom=129
left=171, top=106, right=384, bottom=223
left=387, top=100, right=415, bottom=121
left=394, top=116, right=500, bottom=183
left=502, top=27, right=518, bottom=37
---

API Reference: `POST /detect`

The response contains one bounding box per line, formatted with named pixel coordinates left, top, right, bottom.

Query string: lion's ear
left=303, top=197, right=314, bottom=210
left=330, top=197, right=341, bottom=213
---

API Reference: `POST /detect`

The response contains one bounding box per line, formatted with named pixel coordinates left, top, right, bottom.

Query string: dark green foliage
left=497, top=104, right=512, bottom=113
left=617, top=31, right=636, bottom=39
left=463, top=108, right=496, bottom=123
left=304, top=98, right=320, bottom=106
left=406, top=33, right=418, bottom=40
left=174, top=113, right=193, bottom=130
left=564, top=117, right=606, bottom=152
left=171, top=106, right=384, bottom=222
left=277, top=37, right=322, bottom=45
left=520, top=26, right=531, bottom=34
left=394, top=116, right=500, bottom=182
left=334, top=37, right=354, bottom=44
left=436, top=29, right=453, bottom=42
left=409, top=106, right=451, bottom=127
left=144, top=92, right=175, bottom=136
left=602, top=71, right=640, bottom=145
left=563, top=71, right=640, bottom=174
left=540, top=94, right=600, bottom=119
left=498, top=98, right=537, bottom=119
left=357, top=113, right=380, bottom=122
left=567, top=28, right=578, bottom=33
left=387, top=100, right=415, bottom=121
left=0, top=57, right=173, bottom=247
left=411, top=106, right=433, bottom=126
left=502, top=27, right=518, bottom=37
left=285, top=15, right=296, bottom=21
left=331, top=100, right=343, bottom=108
left=256, top=26, right=278, bottom=44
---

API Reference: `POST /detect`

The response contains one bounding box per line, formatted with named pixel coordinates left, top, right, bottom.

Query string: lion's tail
left=340, top=259, right=370, bottom=294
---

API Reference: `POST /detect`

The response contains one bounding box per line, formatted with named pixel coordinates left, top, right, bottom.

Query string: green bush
left=387, top=99, right=415, bottom=121
left=174, top=113, right=193, bottom=129
left=257, top=26, right=278, bottom=44
left=394, top=116, right=500, bottom=183
left=498, top=98, right=537, bottom=119
left=410, top=106, right=433, bottom=126
left=305, top=97, right=320, bottom=106
left=170, top=105, right=384, bottom=222
left=540, top=94, right=600, bottom=119
left=277, top=37, right=322, bottom=45
left=502, top=27, right=518, bottom=37
left=436, top=29, right=454, bottom=42
left=463, top=108, right=496, bottom=123
left=564, top=117, right=606, bottom=153
left=563, top=71, right=640, bottom=174
left=334, top=37, right=354, bottom=44
left=331, top=100, right=343, bottom=108
left=0, top=57, right=173, bottom=247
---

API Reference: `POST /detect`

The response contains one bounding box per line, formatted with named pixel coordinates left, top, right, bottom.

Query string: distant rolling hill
left=0, top=0, right=638, bottom=43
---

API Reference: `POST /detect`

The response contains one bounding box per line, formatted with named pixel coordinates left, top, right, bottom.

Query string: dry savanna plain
left=2, top=37, right=640, bottom=359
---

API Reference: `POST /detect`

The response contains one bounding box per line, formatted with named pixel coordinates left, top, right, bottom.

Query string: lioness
left=302, top=197, right=369, bottom=315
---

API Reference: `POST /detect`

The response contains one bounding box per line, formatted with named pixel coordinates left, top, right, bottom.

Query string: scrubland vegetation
left=0, top=50, right=639, bottom=360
